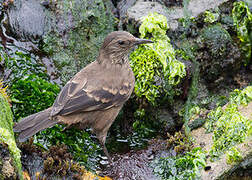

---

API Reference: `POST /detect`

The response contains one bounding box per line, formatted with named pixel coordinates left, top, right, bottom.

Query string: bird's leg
left=99, top=137, right=112, bottom=163
left=101, top=143, right=112, bottom=163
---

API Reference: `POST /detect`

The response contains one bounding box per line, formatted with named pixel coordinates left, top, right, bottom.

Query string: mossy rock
left=0, top=94, right=23, bottom=180
left=201, top=24, right=232, bottom=58
left=191, top=86, right=252, bottom=180
left=42, top=0, right=116, bottom=83
left=197, top=24, right=241, bottom=83
left=6, top=0, right=116, bottom=84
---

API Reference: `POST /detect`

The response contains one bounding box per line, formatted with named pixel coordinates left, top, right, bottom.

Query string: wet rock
left=172, top=0, right=246, bottom=91
left=6, top=0, right=48, bottom=43
left=122, top=0, right=228, bottom=31
left=197, top=24, right=242, bottom=84
left=158, top=109, right=177, bottom=133
left=3, top=0, right=116, bottom=84
left=123, top=0, right=167, bottom=33
left=156, top=0, right=183, bottom=7
left=102, top=139, right=169, bottom=180
left=117, top=0, right=137, bottom=20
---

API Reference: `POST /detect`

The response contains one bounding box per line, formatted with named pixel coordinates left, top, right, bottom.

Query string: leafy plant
left=130, top=12, right=186, bottom=105
left=232, top=1, right=252, bottom=65
left=204, top=106, right=223, bottom=133
left=153, top=147, right=206, bottom=180
left=210, top=105, right=249, bottom=159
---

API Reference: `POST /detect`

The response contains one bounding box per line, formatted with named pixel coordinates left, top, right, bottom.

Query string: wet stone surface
left=101, top=139, right=170, bottom=180
left=7, top=0, right=48, bottom=42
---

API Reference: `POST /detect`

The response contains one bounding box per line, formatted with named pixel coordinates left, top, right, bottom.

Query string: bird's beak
left=134, top=38, right=154, bottom=45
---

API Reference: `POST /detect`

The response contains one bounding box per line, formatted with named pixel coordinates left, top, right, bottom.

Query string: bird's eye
left=118, top=40, right=125, bottom=45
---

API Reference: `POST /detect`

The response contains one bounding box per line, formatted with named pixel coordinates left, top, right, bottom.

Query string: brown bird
left=13, top=31, right=153, bottom=161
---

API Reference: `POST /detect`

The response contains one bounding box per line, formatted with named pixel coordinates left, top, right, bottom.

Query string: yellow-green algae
left=204, top=10, right=219, bottom=24
left=226, top=147, right=242, bottom=164
left=205, top=86, right=252, bottom=160
left=130, top=12, right=186, bottom=105
left=0, top=90, right=23, bottom=179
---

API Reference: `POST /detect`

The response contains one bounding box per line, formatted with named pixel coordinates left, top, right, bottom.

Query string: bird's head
left=98, top=31, right=153, bottom=65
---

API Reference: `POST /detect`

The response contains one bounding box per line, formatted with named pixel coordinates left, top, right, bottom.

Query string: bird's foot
left=101, top=144, right=113, bottom=164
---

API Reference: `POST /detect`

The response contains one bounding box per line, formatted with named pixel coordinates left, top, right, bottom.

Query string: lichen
left=130, top=12, right=186, bottom=105
left=0, top=94, right=23, bottom=179
left=232, top=1, right=252, bottom=65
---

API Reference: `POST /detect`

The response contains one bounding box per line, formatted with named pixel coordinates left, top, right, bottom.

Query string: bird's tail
left=13, top=107, right=57, bottom=142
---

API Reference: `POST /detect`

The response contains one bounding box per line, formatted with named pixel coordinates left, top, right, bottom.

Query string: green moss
left=204, top=10, right=219, bottom=23
left=0, top=94, right=23, bottom=179
left=153, top=147, right=206, bottom=180
left=226, top=147, right=242, bottom=164
left=42, top=0, right=116, bottom=83
left=201, top=24, right=232, bottom=58
left=35, top=127, right=99, bottom=170
left=3, top=49, right=47, bottom=85
left=4, top=46, right=99, bottom=169
left=232, top=1, right=252, bottom=65
left=139, top=12, right=168, bottom=39
left=205, top=86, right=252, bottom=160
left=10, top=74, right=60, bottom=120
left=130, top=12, right=186, bottom=105
left=10, top=73, right=98, bottom=169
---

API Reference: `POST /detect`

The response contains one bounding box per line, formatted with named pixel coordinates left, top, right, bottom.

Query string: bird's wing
left=51, top=63, right=133, bottom=116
